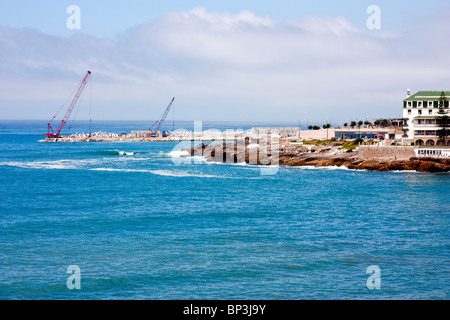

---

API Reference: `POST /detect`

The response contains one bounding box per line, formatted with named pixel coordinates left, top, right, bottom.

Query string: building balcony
left=414, top=135, right=437, bottom=138
left=414, top=123, right=437, bottom=127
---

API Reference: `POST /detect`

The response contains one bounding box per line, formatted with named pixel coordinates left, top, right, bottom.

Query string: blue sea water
left=0, top=121, right=449, bottom=300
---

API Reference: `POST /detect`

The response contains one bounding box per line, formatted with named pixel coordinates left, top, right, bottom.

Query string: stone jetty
left=183, top=140, right=450, bottom=173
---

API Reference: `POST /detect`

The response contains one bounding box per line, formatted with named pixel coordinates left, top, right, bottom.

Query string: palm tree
left=358, top=121, right=363, bottom=138
left=436, top=91, right=449, bottom=145
left=323, top=124, right=331, bottom=139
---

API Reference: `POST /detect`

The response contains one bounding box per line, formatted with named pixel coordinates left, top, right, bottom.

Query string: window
left=418, top=110, right=422, bottom=115
left=429, top=110, right=432, bottom=115
left=418, top=101, right=422, bottom=107
left=408, top=110, right=411, bottom=115
left=429, top=101, right=433, bottom=107
left=408, top=101, right=412, bottom=107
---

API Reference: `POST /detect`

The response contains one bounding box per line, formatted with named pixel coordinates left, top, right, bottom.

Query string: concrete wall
left=359, top=146, right=415, bottom=161
left=251, top=127, right=299, bottom=137
left=299, top=128, right=335, bottom=140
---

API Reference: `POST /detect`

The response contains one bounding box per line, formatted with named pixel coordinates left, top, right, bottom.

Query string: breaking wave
left=289, top=165, right=364, bottom=171
left=89, top=150, right=136, bottom=156
left=167, top=150, right=190, bottom=158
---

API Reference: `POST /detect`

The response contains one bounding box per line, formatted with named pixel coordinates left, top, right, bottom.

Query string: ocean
left=0, top=120, right=449, bottom=299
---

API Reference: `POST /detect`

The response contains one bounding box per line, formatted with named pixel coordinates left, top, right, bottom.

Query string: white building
left=403, top=89, right=450, bottom=146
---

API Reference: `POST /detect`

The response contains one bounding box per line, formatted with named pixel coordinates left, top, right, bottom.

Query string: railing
left=414, top=123, right=437, bottom=127
left=414, top=135, right=437, bottom=138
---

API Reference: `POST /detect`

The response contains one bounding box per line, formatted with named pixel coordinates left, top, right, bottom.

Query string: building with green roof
left=403, top=89, right=450, bottom=146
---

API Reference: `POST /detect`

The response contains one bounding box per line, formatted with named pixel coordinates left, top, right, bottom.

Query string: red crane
left=148, top=97, right=175, bottom=137
left=46, top=71, right=91, bottom=138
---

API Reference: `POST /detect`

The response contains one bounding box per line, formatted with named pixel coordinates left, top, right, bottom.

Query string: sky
left=0, top=0, right=449, bottom=123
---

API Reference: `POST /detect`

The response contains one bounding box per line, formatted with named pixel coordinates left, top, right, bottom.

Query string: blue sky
left=1, top=0, right=448, bottom=38
left=1, top=0, right=449, bottom=122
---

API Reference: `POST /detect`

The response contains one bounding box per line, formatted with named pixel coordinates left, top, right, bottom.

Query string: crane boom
left=46, top=71, right=91, bottom=138
left=149, top=97, right=175, bottom=135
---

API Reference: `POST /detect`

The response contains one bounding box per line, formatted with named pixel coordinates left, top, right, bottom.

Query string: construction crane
left=148, top=97, right=175, bottom=138
left=46, top=71, right=91, bottom=138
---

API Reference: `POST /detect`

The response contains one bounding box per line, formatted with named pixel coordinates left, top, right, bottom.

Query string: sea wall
left=359, top=146, right=415, bottom=161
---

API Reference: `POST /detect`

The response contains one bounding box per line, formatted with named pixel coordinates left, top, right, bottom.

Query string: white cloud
left=0, top=6, right=449, bottom=122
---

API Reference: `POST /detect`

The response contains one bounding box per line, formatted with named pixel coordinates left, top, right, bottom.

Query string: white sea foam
left=0, top=159, right=94, bottom=170
left=167, top=150, right=190, bottom=158
left=291, top=165, right=365, bottom=172
left=320, top=165, right=351, bottom=171
left=119, top=151, right=134, bottom=156
left=2, top=161, right=77, bottom=170
left=113, top=157, right=149, bottom=162
left=90, top=168, right=150, bottom=173
left=89, top=167, right=225, bottom=178
left=150, top=169, right=221, bottom=178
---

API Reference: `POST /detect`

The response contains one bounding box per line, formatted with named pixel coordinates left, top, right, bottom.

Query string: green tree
left=323, top=123, right=331, bottom=139
left=357, top=121, right=363, bottom=138
left=350, top=121, right=357, bottom=127
left=364, top=120, right=370, bottom=126
left=374, top=120, right=381, bottom=126
left=308, top=125, right=313, bottom=130
left=343, top=122, right=348, bottom=127
left=436, top=91, right=449, bottom=144
left=381, top=119, right=388, bottom=127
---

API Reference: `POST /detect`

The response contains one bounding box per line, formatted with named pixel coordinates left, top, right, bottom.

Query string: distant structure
left=403, top=90, right=450, bottom=146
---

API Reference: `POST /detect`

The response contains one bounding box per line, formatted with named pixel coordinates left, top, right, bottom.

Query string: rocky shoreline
left=184, top=141, right=450, bottom=173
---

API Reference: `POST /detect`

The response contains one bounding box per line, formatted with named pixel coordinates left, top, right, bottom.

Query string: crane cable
left=68, top=77, right=89, bottom=131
